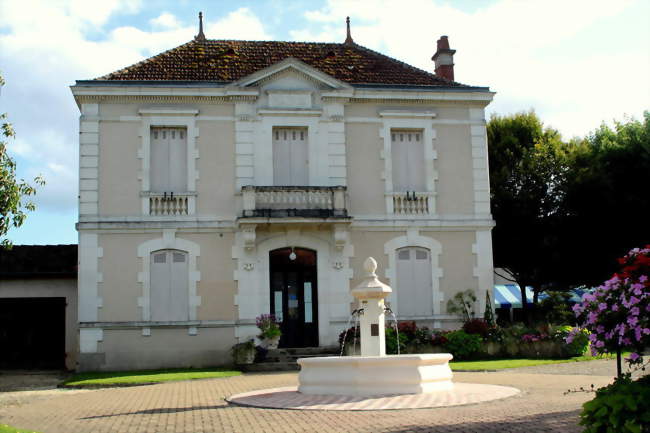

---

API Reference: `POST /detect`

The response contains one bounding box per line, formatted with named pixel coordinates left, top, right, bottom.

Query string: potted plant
left=256, top=314, right=281, bottom=349
left=231, top=339, right=255, bottom=365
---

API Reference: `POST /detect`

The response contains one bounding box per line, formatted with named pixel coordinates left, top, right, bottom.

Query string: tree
left=558, top=113, right=650, bottom=287
left=0, top=73, right=44, bottom=248
left=487, top=111, right=571, bottom=321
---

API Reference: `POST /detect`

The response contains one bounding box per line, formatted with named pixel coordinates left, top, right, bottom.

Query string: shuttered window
left=150, top=127, right=187, bottom=193
left=391, top=130, right=425, bottom=192
left=395, top=247, right=433, bottom=316
left=150, top=249, right=189, bottom=321
left=273, top=127, right=308, bottom=186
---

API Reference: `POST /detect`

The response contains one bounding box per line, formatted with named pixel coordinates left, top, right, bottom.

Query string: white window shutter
left=291, top=129, right=308, bottom=185
left=273, top=128, right=309, bottom=186
left=150, top=128, right=170, bottom=192
left=391, top=130, right=426, bottom=192
left=391, top=132, right=409, bottom=192
left=273, top=129, right=292, bottom=186
left=396, top=247, right=433, bottom=317
left=413, top=248, right=433, bottom=316
left=168, top=128, right=187, bottom=192
left=407, top=133, right=426, bottom=191
left=170, top=251, right=189, bottom=321
left=150, top=251, right=170, bottom=321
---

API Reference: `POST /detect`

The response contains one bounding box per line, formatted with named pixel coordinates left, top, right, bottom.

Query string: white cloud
left=150, top=12, right=180, bottom=29
left=295, top=0, right=648, bottom=138
left=0, top=2, right=271, bottom=215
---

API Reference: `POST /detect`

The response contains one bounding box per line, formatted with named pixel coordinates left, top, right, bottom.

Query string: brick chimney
left=432, top=35, right=456, bottom=81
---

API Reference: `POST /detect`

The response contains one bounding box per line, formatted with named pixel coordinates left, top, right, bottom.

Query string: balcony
left=391, top=192, right=433, bottom=215
left=241, top=186, right=348, bottom=218
left=146, top=192, right=195, bottom=216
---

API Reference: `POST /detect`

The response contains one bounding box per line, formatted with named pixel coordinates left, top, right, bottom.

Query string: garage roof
left=0, top=245, right=77, bottom=279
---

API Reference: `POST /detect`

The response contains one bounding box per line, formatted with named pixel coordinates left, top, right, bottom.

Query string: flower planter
left=260, top=335, right=281, bottom=350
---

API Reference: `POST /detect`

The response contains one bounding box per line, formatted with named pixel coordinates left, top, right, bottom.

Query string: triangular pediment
left=233, top=57, right=352, bottom=90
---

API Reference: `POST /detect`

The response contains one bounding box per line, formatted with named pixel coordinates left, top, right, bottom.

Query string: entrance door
left=269, top=248, right=318, bottom=347
left=273, top=128, right=308, bottom=186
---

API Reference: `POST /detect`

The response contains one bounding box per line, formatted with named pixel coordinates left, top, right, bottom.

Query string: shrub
left=536, top=291, right=575, bottom=325
left=385, top=326, right=408, bottom=354
left=447, top=289, right=477, bottom=322
left=431, top=330, right=450, bottom=346
left=463, top=318, right=490, bottom=338
left=442, top=330, right=481, bottom=360
left=580, top=375, right=650, bottom=433
left=554, top=325, right=589, bottom=357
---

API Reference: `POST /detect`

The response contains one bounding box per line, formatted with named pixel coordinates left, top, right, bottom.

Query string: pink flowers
left=572, top=246, right=649, bottom=367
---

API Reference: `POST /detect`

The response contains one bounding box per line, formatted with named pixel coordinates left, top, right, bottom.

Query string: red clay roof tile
left=97, top=39, right=467, bottom=87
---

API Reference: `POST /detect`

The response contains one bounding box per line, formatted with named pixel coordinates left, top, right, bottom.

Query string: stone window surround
left=383, top=229, right=443, bottom=326
left=137, top=109, right=200, bottom=215
left=137, top=229, right=201, bottom=336
left=251, top=112, right=330, bottom=187
left=379, top=111, right=438, bottom=215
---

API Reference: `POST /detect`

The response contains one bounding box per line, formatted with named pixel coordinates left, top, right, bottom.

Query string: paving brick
left=0, top=360, right=622, bottom=433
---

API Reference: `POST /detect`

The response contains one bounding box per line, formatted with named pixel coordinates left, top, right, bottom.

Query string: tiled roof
left=0, top=245, right=77, bottom=278
left=97, top=39, right=467, bottom=87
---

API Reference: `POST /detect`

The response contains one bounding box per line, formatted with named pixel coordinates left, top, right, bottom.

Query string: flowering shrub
left=462, top=318, right=490, bottom=338
left=431, top=330, right=450, bottom=346
left=256, top=314, right=281, bottom=339
left=570, top=246, right=650, bottom=367
left=520, top=332, right=551, bottom=343
left=554, top=325, right=590, bottom=357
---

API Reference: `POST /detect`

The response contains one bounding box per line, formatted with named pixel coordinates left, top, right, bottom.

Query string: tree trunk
left=533, top=288, right=539, bottom=304
left=516, top=279, right=530, bottom=324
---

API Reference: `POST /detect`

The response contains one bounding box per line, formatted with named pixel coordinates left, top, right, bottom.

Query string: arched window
left=396, top=247, right=433, bottom=317
left=150, top=249, right=189, bottom=321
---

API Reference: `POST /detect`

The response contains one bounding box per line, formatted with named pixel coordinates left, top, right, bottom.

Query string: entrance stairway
left=243, top=346, right=340, bottom=372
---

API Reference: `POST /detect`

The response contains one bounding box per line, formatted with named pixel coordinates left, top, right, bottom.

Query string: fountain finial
left=364, top=257, right=377, bottom=276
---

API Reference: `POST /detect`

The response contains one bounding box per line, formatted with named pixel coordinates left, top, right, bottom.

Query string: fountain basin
left=298, top=353, right=453, bottom=396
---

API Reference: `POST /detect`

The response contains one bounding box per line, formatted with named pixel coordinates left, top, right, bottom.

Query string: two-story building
left=71, top=17, right=495, bottom=371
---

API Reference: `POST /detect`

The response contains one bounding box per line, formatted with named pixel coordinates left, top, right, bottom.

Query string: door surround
left=255, top=234, right=332, bottom=346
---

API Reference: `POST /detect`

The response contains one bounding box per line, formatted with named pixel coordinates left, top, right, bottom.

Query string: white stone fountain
left=297, top=257, right=454, bottom=396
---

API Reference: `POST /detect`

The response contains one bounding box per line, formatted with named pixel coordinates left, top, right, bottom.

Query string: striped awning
left=494, top=285, right=591, bottom=308
left=494, top=285, right=536, bottom=309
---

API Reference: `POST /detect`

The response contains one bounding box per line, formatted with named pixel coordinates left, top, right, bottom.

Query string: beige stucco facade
left=72, top=58, right=494, bottom=371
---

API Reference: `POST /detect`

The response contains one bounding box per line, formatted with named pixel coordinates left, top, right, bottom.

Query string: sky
left=0, top=0, right=648, bottom=245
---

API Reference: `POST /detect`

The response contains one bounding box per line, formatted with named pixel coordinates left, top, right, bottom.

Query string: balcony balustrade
left=392, top=192, right=432, bottom=215
left=242, top=186, right=348, bottom=218
left=148, top=192, right=191, bottom=216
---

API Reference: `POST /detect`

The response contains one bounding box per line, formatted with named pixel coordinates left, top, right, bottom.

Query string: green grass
left=450, top=354, right=619, bottom=371
left=0, top=424, right=41, bottom=433
left=62, top=367, right=242, bottom=387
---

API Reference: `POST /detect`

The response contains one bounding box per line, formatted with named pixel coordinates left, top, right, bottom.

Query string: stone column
left=350, top=257, right=392, bottom=357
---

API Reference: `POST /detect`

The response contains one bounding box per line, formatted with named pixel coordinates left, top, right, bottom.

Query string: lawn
left=0, top=425, right=40, bottom=433
left=62, top=367, right=241, bottom=387
left=450, top=354, right=617, bottom=371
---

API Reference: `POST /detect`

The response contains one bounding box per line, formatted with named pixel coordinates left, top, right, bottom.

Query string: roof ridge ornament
left=344, top=16, right=354, bottom=45
left=195, top=12, right=206, bottom=41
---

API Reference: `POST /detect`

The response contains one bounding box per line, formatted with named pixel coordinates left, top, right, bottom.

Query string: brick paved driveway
left=0, top=360, right=622, bottom=433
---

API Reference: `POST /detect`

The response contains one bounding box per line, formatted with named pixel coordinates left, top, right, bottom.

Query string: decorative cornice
left=74, top=95, right=256, bottom=105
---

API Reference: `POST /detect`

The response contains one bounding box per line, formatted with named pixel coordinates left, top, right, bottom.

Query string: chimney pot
left=432, top=35, right=456, bottom=82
